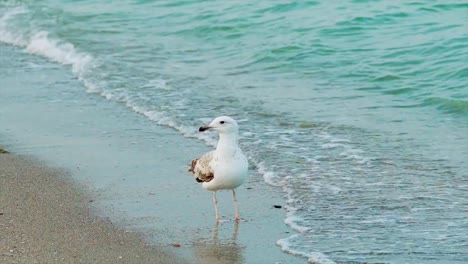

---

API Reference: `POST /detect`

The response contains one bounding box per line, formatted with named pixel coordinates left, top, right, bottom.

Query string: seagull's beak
left=199, top=126, right=211, bottom=132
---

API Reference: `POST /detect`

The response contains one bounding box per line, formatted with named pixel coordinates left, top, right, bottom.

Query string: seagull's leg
left=212, top=191, right=220, bottom=222
left=232, top=189, right=241, bottom=221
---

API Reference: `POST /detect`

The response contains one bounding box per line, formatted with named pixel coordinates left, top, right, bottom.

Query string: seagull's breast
left=204, top=150, right=248, bottom=191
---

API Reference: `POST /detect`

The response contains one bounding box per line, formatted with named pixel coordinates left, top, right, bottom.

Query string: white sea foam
left=143, top=79, right=171, bottom=90
left=26, top=31, right=93, bottom=76
left=284, top=214, right=310, bottom=233
left=321, top=143, right=344, bottom=149
left=0, top=6, right=95, bottom=90
left=0, top=7, right=28, bottom=45
left=318, top=132, right=374, bottom=164
left=121, top=99, right=219, bottom=147
left=277, top=235, right=336, bottom=264
left=256, top=161, right=281, bottom=187
left=283, top=186, right=312, bottom=233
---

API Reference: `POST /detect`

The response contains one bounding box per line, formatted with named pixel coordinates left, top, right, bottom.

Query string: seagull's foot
left=234, top=216, right=249, bottom=222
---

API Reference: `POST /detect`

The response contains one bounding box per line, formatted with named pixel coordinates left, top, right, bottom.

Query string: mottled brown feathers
left=188, top=151, right=215, bottom=183
left=196, top=173, right=214, bottom=183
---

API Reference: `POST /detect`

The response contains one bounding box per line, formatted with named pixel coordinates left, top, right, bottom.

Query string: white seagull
left=188, top=116, right=248, bottom=222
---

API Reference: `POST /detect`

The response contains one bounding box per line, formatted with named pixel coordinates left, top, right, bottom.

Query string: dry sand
left=0, top=153, right=184, bottom=264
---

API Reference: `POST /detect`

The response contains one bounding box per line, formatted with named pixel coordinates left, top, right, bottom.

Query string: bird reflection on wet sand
left=192, top=222, right=243, bottom=264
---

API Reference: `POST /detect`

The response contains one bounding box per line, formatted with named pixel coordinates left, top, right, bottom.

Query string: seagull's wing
left=188, top=151, right=215, bottom=183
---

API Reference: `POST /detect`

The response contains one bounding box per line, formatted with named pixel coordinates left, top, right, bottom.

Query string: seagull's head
left=199, top=116, right=239, bottom=135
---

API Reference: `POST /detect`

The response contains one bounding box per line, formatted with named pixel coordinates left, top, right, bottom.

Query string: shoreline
left=0, top=146, right=302, bottom=263
left=0, top=43, right=303, bottom=263
left=0, top=152, right=184, bottom=264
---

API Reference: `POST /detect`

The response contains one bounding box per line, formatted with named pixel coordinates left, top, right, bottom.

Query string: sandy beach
left=0, top=152, right=184, bottom=264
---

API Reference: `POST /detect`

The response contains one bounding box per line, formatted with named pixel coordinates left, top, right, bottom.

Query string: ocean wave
left=256, top=161, right=281, bottom=187
left=0, top=5, right=95, bottom=88
left=284, top=212, right=311, bottom=234
left=0, top=6, right=28, bottom=45
left=423, top=97, right=468, bottom=115
left=0, top=4, right=243, bottom=153
left=26, top=31, right=93, bottom=77
left=277, top=235, right=336, bottom=264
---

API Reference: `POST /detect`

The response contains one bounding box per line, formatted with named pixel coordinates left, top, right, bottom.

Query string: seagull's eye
left=220, top=121, right=225, bottom=124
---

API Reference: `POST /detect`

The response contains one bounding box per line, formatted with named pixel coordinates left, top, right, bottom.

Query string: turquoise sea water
left=1, top=0, right=467, bottom=263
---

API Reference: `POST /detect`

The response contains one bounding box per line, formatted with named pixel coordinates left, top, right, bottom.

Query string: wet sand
left=0, top=153, right=184, bottom=264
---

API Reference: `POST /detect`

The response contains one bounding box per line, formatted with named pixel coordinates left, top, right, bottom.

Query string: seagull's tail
left=188, top=159, right=197, bottom=173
